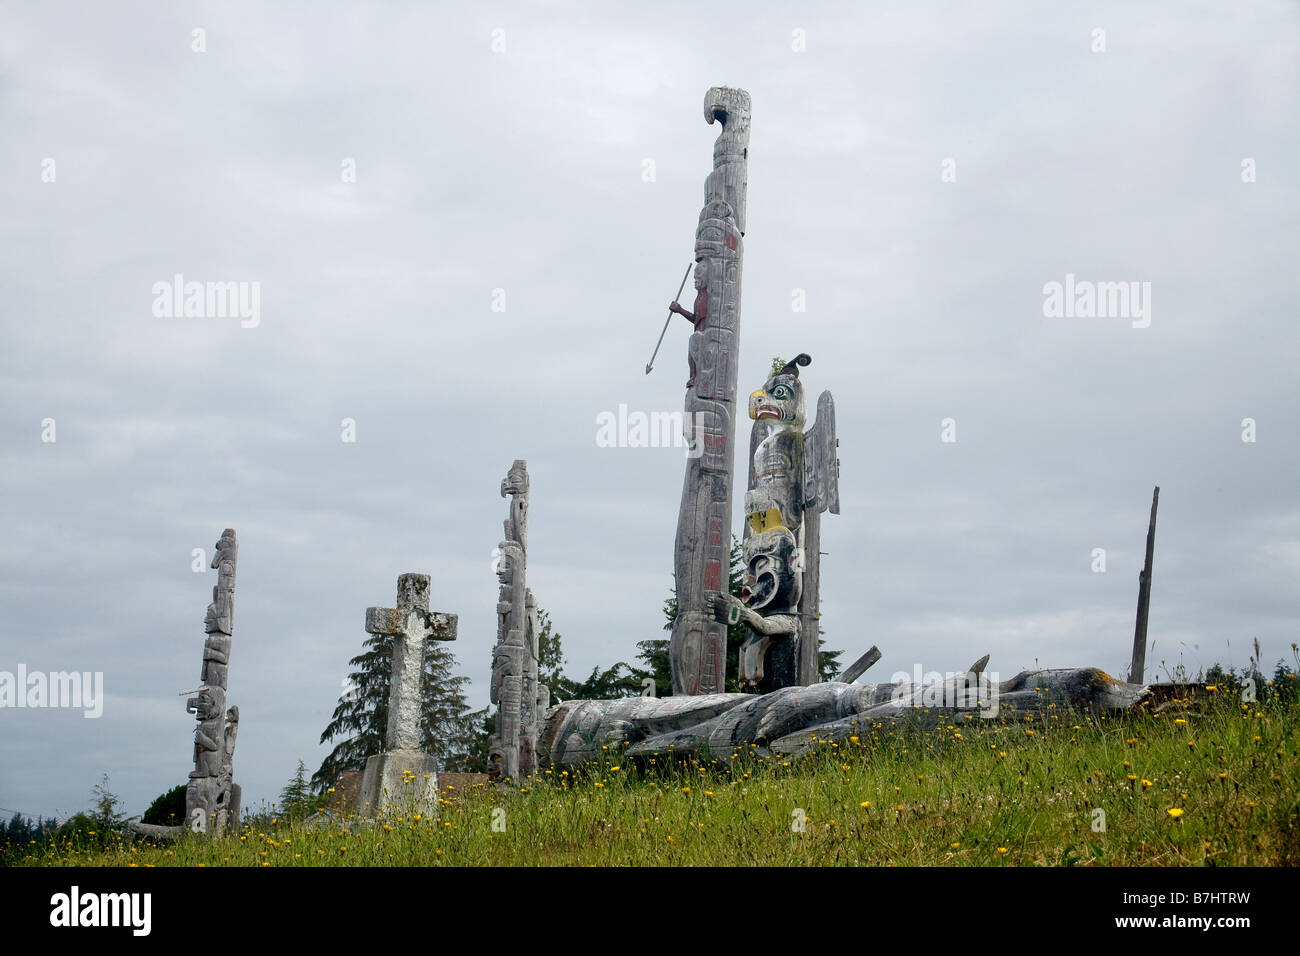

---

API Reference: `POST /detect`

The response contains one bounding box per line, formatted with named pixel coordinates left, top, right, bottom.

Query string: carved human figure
left=187, top=684, right=224, bottom=775
left=669, top=266, right=709, bottom=387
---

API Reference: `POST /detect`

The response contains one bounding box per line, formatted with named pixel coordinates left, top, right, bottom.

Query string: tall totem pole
left=185, top=528, right=241, bottom=835
left=669, top=87, right=751, bottom=696
left=489, top=460, right=548, bottom=778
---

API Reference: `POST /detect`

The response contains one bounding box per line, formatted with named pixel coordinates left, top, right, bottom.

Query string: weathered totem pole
left=489, top=460, right=549, bottom=778
left=713, top=355, right=839, bottom=692
left=185, top=528, right=242, bottom=835
left=669, top=86, right=751, bottom=696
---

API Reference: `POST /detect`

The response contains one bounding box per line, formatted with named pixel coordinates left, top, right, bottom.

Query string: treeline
left=0, top=813, right=59, bottom=855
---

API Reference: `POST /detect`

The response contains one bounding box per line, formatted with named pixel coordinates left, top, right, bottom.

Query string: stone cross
left=365, top=574, right=457, bottom=752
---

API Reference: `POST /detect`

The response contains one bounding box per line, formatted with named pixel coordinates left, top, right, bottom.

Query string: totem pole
left=713, top=355, right=839, bottom=692
left=185, top=528, right=241, bottom=835
left=669, top=86, right=751, bottom=696
left=489, top=460, right=548, bottom=778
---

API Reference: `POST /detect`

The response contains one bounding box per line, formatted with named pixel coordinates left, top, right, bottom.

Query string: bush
left=141, top=784, right=187, bottom=826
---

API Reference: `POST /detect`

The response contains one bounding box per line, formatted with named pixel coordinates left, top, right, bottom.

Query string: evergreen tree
left=279, top=760, right=320, bottom=818
left=1272, top=656, right=1299, bottom=705
left=818, top=639, right=844, bottom=682
left=535, top=607, right=647, bottom=701
left=313, top=637, right=489, bottom=791
left=634, top=638, right=672, bottom=697
left=2, top=812, right=27, bottom=850
left=536, top=607, right=566, bottom=692
left=141, top=784, right=186, bottom=826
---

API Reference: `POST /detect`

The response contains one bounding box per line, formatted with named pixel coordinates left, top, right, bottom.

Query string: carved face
left=495, top=542, right=521, bottom=586
left=187, top=686, right=225, bottom=721
left=501, top=462, right=529, bottom=498
left=211, top=530, right=237, bottom=581
left=749, top=370, right=805, bottom=428
left=741, top=529, right=802, bottom=613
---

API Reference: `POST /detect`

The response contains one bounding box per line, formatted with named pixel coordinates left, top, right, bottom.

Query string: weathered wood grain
left=670, top=87, right=751, bottom=696
left=538, top=667, right=1150, bottom=767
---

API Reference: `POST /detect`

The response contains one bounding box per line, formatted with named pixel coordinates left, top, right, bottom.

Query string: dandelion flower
left=1167, top=808, right=1184, bottom=819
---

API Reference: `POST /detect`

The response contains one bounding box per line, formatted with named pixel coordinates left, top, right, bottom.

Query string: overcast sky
left=1, top=1, right=1296, bottom=822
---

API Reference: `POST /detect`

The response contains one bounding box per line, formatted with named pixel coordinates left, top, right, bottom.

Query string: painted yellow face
left=747, top=508, right=786, bottom=534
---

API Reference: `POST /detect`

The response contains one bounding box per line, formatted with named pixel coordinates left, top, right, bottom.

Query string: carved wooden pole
left=489, top=460, right=547, bottom=777
left=1128, top=486, right=1159, bottom=683
left=185, top=528, right=240, bottom=835
left=670, top=87, right=751, bottom=696
left=798, top=391, right=839, bottom=684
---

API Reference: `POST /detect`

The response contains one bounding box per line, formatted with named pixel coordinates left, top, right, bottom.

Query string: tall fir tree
left=279, top=760, right=318, bottom=818
left=313, top=636, right=488, bottom=791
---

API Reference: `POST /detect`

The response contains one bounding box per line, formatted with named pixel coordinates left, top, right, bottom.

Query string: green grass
left=16, top=692, right=1300, bottom=867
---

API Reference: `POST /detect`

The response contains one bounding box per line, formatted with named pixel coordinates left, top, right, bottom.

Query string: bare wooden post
left=798, top=508, right=822, bottom=684
left=1128, top=486, right=1159, bottom=683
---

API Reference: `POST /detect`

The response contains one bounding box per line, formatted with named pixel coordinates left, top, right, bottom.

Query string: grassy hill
left=15, top=685, right=1299, bottom=867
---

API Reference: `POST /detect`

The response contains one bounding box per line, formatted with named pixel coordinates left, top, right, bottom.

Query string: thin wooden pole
left=1128, top=486, right=1159, bottom=683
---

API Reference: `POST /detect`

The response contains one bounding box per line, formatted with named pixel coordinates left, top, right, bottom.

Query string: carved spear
left=645, top=262, right=693, bottom=374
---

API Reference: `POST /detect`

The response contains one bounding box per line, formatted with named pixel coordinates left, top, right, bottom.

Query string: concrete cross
left=365, top=574, right=457, bottom=752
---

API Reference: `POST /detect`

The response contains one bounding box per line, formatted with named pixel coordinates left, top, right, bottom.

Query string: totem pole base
left=358, top=749, right=439, bottom=819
